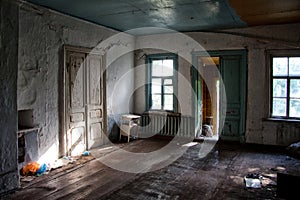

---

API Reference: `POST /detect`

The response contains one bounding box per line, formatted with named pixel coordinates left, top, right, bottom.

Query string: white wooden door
left=86, top=54, right=105, bottom=149
left=65, top=49, right=105, bottom=156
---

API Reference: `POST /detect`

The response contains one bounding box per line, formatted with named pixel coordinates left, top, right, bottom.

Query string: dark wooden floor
left=2, top=138, right=299, bottom=200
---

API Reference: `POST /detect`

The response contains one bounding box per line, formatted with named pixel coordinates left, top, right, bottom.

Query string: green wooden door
left=192, top=50, right=246, bottom=142
left=220, top=52, right=246, bottom=141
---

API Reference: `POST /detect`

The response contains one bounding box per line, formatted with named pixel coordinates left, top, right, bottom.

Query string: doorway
left=192, top=50, right=247, bottom=142
left=200, top=57, right=220, bottom=138
left=61, top=46, right=107, bottom=156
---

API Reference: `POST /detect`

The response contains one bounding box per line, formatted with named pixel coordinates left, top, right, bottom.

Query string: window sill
left=263, top=118, right=300, bottom=123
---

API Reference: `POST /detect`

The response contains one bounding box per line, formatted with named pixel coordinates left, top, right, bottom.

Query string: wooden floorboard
left=39, top=159, right=118, bottom=200
left=9, top=160, right=104, bottom=200
left=2, top=138, right=300, bottom=200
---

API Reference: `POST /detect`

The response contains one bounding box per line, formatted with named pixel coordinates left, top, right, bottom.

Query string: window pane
left=164, top=79, right=172, bottom=85
left=290, top=79, right=300, bottom=98
left=152, top=78, right=161, bottom=84
left=164, top=95, right=173, bottom=110
left=272, top=98, right=286, bottom=116
left=289, top=57, right=300, bottom=76
left=152, top=59, right=174, bottom=77
left=151, top=95, right=161, bottom=110
left=164, top=86, right=173, bottom=93
left=273, top=79, right=287, bottom=97
left=289, top=99, right=300, bottom=118
left=152, top=78, right=161, bottom=94
left=161, top=60, right=173, bottom=77
left=152, top=60, right=163, bottom=76
left=273, top=57, right=288, bottom=76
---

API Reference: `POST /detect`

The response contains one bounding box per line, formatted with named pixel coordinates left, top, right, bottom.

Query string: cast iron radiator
left=139, top=112, right=194, bottom=137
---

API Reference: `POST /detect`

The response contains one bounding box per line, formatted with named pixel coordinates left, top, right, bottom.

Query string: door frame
left=191, top=49, right=247, bottom=142
left=59, top=45, right=107, bottom=157
left=191, top=55, right=203, bottom=138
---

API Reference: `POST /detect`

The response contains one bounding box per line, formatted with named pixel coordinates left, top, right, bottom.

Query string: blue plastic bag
left=36, top=163, right=47, bottom=176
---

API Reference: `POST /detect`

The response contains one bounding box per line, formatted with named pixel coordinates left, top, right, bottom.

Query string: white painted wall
left=134, top=23, right=300, bottom=146
left=18, top=2, right=135, bottom=162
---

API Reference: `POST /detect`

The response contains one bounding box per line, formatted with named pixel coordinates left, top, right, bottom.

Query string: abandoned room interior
left=1, top=0, right=300, bottom=199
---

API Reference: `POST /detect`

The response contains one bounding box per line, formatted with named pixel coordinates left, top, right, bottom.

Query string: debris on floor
left=36, top=163, right=47, bottom=176
left=48, top=156, right=76, bottom=170
left=286, top=141, right=300, bottom=158
left=82, top=150, right=90, bottom=156
left=19, top=153, right=94, bottom=188
left=201, top=124, right=213, bottom=137
left=244, top=173, right=262, bottom=188
left=21, top=162, right=44, bottom=176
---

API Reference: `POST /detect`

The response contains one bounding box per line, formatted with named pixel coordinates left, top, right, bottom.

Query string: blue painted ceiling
left=26, top=0, right=300, bottom=33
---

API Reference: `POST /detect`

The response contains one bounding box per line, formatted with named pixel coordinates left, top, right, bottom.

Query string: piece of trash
left=244, top=173, right=263, bottom=188
left=82, top=151, right=89, bottom=156
left=63, top=156, right=71, bottom=160
left=22, top=162, right=41, bottom=176
left=20, top=176, right=35, bottom=182
left=36, top=163, right=47, bottom=176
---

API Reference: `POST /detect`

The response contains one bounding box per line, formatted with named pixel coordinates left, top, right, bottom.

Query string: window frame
left=268, top=50, right=300, bottom=120
left=146, top=53, right=178, bottom=112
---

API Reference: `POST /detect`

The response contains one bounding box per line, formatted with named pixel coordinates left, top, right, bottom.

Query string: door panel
left=222, top=58, right=241, bottom=104
left=70, top=126, right=85, bottom=155
left=65, top=49, right=105, bottom=155
left=220, top=54, right=245, bottom=140
left=223, top=120, right=239, bottom=136
left=70, top=55, right=85, bottom=108
left=67, top=52, right=86, bottom=156
left=88, top=55, right=102, bottom=105
left=90, top=122, right=102, bottom=140
left=87, top=54, right=104, bottom=149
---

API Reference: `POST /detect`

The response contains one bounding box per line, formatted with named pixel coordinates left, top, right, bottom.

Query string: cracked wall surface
left=0, top=0, right=20, bottom=193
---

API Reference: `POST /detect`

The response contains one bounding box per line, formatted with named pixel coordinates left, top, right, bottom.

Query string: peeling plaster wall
left=135, top=23, right=300, bottom=146
left=107, top=52, right=135, bottom=141
left=18, top=2, right=134, bottom=161
left=0, top=0, right=19, bottom=193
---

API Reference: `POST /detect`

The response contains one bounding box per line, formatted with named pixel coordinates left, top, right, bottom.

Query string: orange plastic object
left=22, top=162, right=41, bottom=176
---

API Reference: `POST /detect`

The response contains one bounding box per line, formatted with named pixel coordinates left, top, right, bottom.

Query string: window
left=146, top=54, right=178, bottom=111
left=271, top=55, right=300, bottom=119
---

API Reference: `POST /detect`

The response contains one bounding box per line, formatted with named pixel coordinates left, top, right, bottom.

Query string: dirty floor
left=2, top=137, right=299, bottom=200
